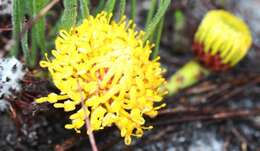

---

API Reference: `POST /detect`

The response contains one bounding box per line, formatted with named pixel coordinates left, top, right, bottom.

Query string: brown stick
left=20, top=0, right=60, bottom=37
left=0, top=27, right=12, bottom=32
left=77, top=81, right=99, bottom=151
left=157, top=107, right=260, bottom=125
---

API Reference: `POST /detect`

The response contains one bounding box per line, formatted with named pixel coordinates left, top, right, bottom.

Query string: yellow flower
left=36, top=12, right=167, bottom=145
left=193, top=10, right=252, bottom=71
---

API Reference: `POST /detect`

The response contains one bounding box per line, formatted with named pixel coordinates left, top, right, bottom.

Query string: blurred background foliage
left=10, top=0, right=171, bottom=68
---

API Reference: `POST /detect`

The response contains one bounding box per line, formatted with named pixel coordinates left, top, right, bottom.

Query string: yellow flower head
left=36, top=12, right=167, bottom=145
left=193, top=10, right=252, bottom=71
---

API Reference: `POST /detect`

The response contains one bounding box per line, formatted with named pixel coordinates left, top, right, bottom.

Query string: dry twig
left=157, top=107, right=260, bottom=125
left=0, top=27, right=12, bottom=32
left=77, top=80, right=99, bottom=151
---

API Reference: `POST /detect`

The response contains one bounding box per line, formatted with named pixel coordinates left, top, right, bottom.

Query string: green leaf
left=26, top=0, right=37, bottom=67
left=21, top=30, right=30, bottom=65
left=130, top=0, right=136, bottom=21
left=152, top=17, right=164, bottom=59
left=119, top=0, right=126, bottom=18
left=59, top=0, right=78, bottom=30
left=32, top=0, right=48, bottom=56
left=30, top=27, right=38, bottom=67
left=79, top=0, right=90, bottom=21
left=10, top=0, right=25, bottom=57
left=93, top=0, right=105, bottom=15
left=104, top=0, right=116, bottom=13
left=144, top=0, right=171, bottom=41
left=145, top=0, right=157, bottom=28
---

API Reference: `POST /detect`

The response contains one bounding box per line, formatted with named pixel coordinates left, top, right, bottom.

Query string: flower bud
left=193, top=10, right=252, bottom=71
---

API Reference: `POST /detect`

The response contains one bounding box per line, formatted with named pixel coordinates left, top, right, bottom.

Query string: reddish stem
left=77, top=81, right=99, bottom=151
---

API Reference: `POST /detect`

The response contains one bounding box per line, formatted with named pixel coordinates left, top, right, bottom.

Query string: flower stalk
left=77, top=80, right=98, bottom=151
left=167, top=60, right=210, bottom=95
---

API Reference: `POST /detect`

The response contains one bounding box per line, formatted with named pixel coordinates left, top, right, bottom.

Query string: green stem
left=119, top=0, right=126, bottom=18
left=130, top=0, right=136, bottom=21
left=166, top=60, right=210, bottom=95
left=152, top=17, right=164, bottom=59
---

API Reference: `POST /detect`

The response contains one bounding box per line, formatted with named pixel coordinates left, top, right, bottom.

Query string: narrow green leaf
left=144, top=0, right=171, bottom=41
left=26, top=0, right=37, bottom=67
left=10, top=0, right=24, bottom=57
left=104, top=0, right=116, bottom=13
left=152, top=17, right=164, bottom=59
left=145, top=0, right=157, bottom=28
left=94, top=0, right=105, bottom=15
left=33, top=0, right=48, bottom=56
left=60, top=0, right=78, bottom=30
left=130, top=0, right=136, bottom=21
left=30, top=27, right=38, bottom=67
left=79, top=0, right=90, bottom=20
left=21, top=31, right=30, bottom=65
left=119, top=0, right=126, bottom=18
